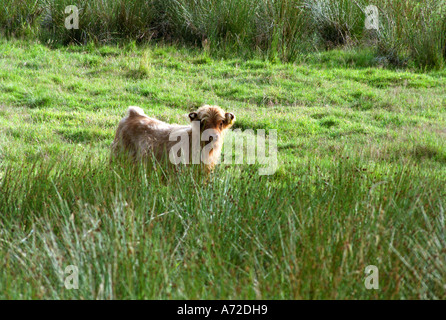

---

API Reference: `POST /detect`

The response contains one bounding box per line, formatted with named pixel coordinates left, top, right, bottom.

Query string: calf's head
left=188, top=105, right=235, bottom=146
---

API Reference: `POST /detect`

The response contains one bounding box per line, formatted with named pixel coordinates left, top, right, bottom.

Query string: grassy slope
left=0, top=40, right=445, bottom=299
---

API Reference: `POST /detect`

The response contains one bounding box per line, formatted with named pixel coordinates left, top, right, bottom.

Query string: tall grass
left=164, top=0, right=313, bottom=61
left=303, top=0, right=366, bottom=48
left=0, top=0, right=42, bottom=39
left=38, top=0, right=166, bottom=44
left=0, top=1, right=445, bottom=66
left=1, top=152, right=445, bottom=298
left=376, top=0, right=446, bottom=69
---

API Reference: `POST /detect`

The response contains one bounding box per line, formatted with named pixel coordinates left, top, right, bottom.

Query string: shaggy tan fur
left=111, top=105, right=235, bottom=171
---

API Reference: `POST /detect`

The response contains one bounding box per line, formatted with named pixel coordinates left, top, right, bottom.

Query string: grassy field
left=0, top=39, right=445, bottom=299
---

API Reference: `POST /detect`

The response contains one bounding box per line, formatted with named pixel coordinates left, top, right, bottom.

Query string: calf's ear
left=224, top=112, right=235, bottom=126
left=189, top=112, right=198, bottom=122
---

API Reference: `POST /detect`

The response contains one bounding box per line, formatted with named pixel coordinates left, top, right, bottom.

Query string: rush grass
left=0, top=40, right=445, bottom=299
left=1, top=0, right=445, bottom=68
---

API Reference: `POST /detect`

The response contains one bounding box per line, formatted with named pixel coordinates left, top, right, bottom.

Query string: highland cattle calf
left=111, top=105, right=235, bottom=172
